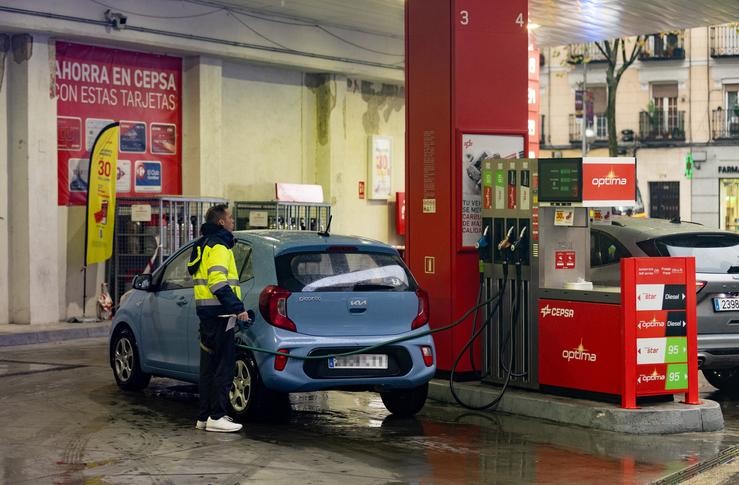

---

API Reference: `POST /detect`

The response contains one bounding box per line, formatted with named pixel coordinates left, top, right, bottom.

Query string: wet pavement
left=2, top=338, right=739, bottom=484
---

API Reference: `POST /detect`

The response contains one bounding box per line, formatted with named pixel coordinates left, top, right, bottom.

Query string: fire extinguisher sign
left=621, top=257, right=700, bottom=408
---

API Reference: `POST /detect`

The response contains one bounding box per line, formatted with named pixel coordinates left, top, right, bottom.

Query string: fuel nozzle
left=510, top=225, right=527, bottom=253
left=475, top=226, right=490, bottom=250
left=497, top=225, right=515, bottom=251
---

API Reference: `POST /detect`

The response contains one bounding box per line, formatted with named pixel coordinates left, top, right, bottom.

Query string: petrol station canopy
left=196, top=0, right=739, bottom=46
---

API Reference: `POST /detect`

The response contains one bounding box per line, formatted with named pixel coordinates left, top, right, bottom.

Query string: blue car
left=109, top=231, right=435, bottom=418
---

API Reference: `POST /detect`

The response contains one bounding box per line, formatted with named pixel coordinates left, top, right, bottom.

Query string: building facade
left=540, top=24, right=739, bottom=229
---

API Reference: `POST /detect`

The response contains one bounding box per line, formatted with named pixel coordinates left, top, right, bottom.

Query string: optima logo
left=638, top=369, right=666, bottom=384
left=540, top=304, right=574, bottom=318
left=561, top=339, right=597, bottom=363
left=592, top=168, right=627, bottom=188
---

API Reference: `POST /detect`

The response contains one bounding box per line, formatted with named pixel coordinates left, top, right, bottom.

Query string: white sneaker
left=205, top=416, right=242, bottom=433
left=195, top=420, right=207, bottom=430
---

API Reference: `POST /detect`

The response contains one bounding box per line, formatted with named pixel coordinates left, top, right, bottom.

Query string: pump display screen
left=538, top=158, right=583, bottom=203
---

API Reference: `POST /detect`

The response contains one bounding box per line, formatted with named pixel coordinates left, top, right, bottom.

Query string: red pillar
left=406, top=0, right=528, bottom=373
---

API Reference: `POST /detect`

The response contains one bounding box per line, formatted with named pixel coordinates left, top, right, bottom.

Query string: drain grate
left=651, top=445, right=739, bottom=485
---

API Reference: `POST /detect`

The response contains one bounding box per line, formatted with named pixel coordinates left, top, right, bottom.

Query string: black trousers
left=198, top=316, right=235, bottom=421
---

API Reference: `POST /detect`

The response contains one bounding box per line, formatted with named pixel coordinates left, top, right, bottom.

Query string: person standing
left=187, top=204, right=249, bottom=432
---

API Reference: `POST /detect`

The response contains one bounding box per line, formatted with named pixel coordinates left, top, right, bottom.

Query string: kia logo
left=349, top=299, right=367, bottom=307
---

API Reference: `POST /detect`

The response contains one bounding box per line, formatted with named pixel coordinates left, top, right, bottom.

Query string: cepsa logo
left=592, top=168, right=628, bottom=188
left=540, top=304, right=574, bottom=318
left=638, top=368, right=666, bottom=384
left=562, top=339, right=597, bottom=363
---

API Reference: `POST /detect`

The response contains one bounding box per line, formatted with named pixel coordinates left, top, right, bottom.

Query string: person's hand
left=236, top=311, right=250, bottom=322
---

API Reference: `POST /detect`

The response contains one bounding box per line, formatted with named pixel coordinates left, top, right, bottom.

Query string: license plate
left=714, top=297, right=739, bottom=312
left=328, top=354, right=388, bottom=369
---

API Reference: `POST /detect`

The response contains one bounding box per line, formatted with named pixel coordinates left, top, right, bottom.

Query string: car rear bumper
left=255, top=332, right=436, bottom=392
left=698, top=334, right=739, bottom=369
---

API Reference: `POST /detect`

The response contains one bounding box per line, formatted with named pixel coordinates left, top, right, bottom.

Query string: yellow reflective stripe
left=193, top=279, right=208, bottom=286
left=228, top=279, right=239, bottom=285
left=208, top=265, right=228, bottom=275
left=187, top=246, right=202, bottom=267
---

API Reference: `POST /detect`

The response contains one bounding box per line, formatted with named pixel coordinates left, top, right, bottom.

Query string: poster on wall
left=368, top=135, right=392, bottom=200
left=56, top=41, right=182, bottom=205
left=461, top=133, right=524, bottom=247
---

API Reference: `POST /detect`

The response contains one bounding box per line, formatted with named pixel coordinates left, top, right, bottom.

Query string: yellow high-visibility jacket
left=187, top=228, right=244, bottom=319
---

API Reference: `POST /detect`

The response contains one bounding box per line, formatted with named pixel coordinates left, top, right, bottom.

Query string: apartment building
left=540, top=24, right=739, bottom=231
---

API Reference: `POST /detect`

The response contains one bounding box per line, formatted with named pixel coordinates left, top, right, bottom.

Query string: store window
left=721, top=178, right=739, bottom=233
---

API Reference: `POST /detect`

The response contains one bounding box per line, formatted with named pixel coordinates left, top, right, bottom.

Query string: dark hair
left=205, top=204, right=229, bottom=225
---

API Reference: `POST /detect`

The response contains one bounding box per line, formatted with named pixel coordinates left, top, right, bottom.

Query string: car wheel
left=111, top=328, right=151, bottom=391
left=380, top=382, right=428, bottom=417
left=229, top=352, right=290, bottom=420
left=703, top=368, right=739, bottom=392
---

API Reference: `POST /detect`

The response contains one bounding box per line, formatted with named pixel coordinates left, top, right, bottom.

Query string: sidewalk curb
left=0, top=324, right=111, bottom=347
left=428, top=379, right=724, bottom=434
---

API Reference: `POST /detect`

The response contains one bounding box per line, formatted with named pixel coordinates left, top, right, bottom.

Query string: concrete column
left=0, top=36, right=8, bottom=325
left=7, top=34, right=60, bottom=324
left=182, top=56, right=223, bottom=198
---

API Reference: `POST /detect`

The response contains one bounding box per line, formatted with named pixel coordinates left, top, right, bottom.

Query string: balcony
left=566, top=43, right=608, bottom=64
left=712, top=109, right=739, bottom=139
left=638, top=111, right=686, bottom=142
left=569, top=114, right=609, bottom=143
left=639, top=32, right=685, bottom=61
left=710, top=23, right=739, bottom=57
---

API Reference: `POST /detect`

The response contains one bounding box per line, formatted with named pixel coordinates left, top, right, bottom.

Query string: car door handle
left=176, top=297, right=189, bottom=307
left=349, top=308, right=367, bottom=314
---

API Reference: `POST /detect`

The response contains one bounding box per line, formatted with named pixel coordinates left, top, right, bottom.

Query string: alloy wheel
left=114, top=337, right=134, bottom=382
left=230, top=359, right=252, bottom=412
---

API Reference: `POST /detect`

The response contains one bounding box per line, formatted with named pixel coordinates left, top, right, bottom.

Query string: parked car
left=590, top=217, right=739, bottom=391
left=110, top=231, right=435, bottom=418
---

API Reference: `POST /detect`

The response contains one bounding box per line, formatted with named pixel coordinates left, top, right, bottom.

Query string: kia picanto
left=109, top=231, right=435, bottom=419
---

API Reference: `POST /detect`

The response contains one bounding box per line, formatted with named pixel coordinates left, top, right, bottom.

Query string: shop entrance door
left=720, top=178, right=739, bottom=232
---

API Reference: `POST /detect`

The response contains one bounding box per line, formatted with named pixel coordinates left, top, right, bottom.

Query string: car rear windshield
left=275, top=251, right=416, bottom=292
left=645, top=233, right=739, bottom=274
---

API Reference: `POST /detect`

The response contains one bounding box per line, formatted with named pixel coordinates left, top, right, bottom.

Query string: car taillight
left=259, top=285, right=297, bottom=332
left=411, top=288, right=429, bottom=329
left=274, top=348, right=289, bottom=371
left=420, top=345, right=434, bottom=367
left=696, top=281, right=706, bottom=293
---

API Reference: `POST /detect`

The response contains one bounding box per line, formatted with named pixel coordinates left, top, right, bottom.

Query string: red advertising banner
left=56, top=42, right=182, bottom=205
left=581, top=157, right=636, bottom=207
left=621, top=257, right=699, bottom=408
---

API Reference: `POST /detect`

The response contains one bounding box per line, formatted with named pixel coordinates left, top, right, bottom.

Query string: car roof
left=233, top=230, right=397, bottom=255
left=594, top=216, right=735, bottom=241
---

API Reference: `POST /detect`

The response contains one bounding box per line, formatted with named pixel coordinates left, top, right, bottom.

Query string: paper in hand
left=226, top=315, right=237, bottom=331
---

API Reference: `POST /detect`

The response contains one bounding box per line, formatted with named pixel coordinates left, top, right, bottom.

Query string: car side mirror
left=132, top=274, right=153, bottom=291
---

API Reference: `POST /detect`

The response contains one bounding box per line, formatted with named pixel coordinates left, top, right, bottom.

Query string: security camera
left=104, top=9, right=127, bottom=30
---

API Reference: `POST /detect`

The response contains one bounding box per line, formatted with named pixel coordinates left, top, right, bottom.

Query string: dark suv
left=590, top=217, right=739, bottom=391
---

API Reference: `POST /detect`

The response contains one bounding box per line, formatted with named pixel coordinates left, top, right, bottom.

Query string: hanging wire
left=89, top=0, right=223, bottom=19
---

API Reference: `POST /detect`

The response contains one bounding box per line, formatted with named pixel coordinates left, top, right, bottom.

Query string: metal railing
left=638, top=111, right=686, bottom=141
left=711, top=109, right=739, bottom=139
left=710, top=23, right=739, bottom=57
left=566, top=42, right=608, bottom=64
left=233, top=201, right=331, bottom=232
left=639, top=32, right=685, bottom=60
left=568, top=113, right=608, bottom=143
left=108, top=196, right=227, bottom=307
